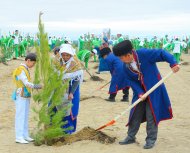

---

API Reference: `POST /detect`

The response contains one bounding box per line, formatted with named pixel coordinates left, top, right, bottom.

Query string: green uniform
left=77, top=50, right=91, bottom=68
left=1, top=36, right=14, bottom=60
left=118, top=36, right=124, bottom=43
left=156, top=40, right=163, bottom=49
left=13, top=34, right=20, bottom=58
left=7, top=37, right=14, bottom=59
left=172, top=40, right=182, bottom=63
left=19, top=39, right=27, bottom=57
left=162, top=37, right=171, bottom=52
left=143, top=39, right=149, bottom=48
left=78, top=37, right=85, bottom=51
left=28, top=37, right=34, bottom=47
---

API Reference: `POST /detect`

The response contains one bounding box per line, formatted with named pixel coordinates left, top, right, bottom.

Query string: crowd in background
left=1, top=30, right=190, bottom=64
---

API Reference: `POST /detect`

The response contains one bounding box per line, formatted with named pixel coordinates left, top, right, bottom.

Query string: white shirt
left=130, top=60, right=139, bottom=72
left=173, top=41, right=181, bottom=54
left=48, top=38, right=52, bottom=45
left=14, top=35, right=19, bottom=45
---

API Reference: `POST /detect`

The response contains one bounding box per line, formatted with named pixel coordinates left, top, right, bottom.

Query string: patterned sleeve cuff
left=33, top=84, right=42, bottom=89
left=170, top=64, right=178, bottom=68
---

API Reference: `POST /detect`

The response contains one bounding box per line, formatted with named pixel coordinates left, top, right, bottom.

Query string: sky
left=0, top=0, right=190, bottom=39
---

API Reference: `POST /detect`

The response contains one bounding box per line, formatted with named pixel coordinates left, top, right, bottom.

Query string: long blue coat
left=105, top=53, right=129, bottom=93
left=124, top=49, right=177, bottom=126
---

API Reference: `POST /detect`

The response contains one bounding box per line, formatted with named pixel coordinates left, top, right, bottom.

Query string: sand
left=0, top=54, right=190, bottom=153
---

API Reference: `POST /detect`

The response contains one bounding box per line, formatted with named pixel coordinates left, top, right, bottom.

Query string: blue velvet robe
left=105, top=53, right=129, bottom=93
left=62, top=81, right=80, bottom=134
left=124, top=49, right=177, bottom=126
left=96, top=47, right=109, bottom=72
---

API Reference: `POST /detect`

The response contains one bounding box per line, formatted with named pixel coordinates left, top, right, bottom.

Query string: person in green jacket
left=92, top=37, right=101, bottom=62
left=1, top=35, right=14, bottom=60
left=6, top=35, right=14, bottom=60
left=117, top=34, right=124, bottom=43
left=78, top=35, right=85, bottom=51
left=77, top=49, right=97, bottom=69
left=19, top=36, right=28, bottom=57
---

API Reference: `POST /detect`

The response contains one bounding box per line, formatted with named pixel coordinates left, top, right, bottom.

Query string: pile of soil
left=52, top=127, right=116, bottom=146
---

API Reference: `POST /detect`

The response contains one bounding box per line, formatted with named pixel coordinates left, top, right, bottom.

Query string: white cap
left=92, top=49, right=97, bottom=55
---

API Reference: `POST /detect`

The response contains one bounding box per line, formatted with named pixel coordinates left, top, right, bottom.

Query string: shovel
left=96, top=70, right=174, bottom=131
left=80, top=61, right=104, bottom=81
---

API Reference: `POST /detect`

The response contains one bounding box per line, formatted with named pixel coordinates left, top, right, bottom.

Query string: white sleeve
left=17, top=70, right=34, bottom=88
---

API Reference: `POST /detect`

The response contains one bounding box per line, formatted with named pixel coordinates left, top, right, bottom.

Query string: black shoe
left=121, top=97, right=129, bottom=102
left=119, top=137, right=135, bottom=145
left=143, top=143, right=155, bottom=149
left=95, top=72, right=100, bottom=74
left=105, top=98, right=116, bottom=102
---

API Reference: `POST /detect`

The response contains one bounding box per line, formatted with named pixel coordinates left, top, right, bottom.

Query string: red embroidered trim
left=171, top=64, right=178, bottom=68
left=157, top=73, right=161, bottom=80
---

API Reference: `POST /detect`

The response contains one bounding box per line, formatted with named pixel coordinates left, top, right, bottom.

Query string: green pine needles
left=32, top=12, right=72, bottom=146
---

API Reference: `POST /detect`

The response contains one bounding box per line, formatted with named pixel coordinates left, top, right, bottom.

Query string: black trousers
left=127, top=101, right=158, bottom=145
left=109, top=87, right=129, bottom=99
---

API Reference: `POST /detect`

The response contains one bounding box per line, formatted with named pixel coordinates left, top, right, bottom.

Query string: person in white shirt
left=172, top=38, right=182, bottom=63
left=12, top=53, right=42, bottom=144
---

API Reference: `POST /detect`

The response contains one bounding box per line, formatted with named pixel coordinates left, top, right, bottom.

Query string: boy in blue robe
left=113, top=40, right=180, bottom=149
left=100, top=47, right=130, bottom=102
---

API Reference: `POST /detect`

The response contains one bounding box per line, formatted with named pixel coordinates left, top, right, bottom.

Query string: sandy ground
left=0, top=54, right=190, bottom=153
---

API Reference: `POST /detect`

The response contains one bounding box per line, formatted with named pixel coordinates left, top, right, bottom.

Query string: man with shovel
left=113, top=40, right=180, bottom=149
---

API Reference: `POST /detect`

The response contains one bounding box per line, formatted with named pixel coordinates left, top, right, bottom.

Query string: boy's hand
left=172, top=65, right=180, bottom=73
left=68, top=93, right=74, bottom=100
left=34, top=84, right=43, bottom=89
left=37, top=84, right=43, bottom=89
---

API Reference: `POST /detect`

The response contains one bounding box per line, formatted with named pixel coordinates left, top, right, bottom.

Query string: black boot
left=106, top=93, right=116, bottom=102
left=105, top=98, right=116, bottom=102
left=121, top=97, right=129, bottom=102
left=121, top=88, right=129, bottom=102
left=143, top=143, right=155, bottom=149
left=119, top=137, right=136, bottom=145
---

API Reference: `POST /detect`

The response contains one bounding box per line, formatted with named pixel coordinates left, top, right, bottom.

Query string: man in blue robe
left=100, top=47, right=130, bottom=102
left=113, top=40, right=180, bottom=149
left=96, top=37, right=110, bottom=74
